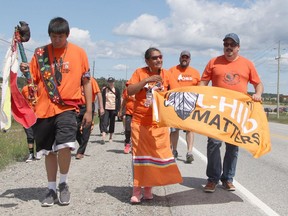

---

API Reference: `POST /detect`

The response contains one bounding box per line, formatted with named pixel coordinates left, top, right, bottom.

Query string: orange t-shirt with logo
left=168, top=65, right=200, bottom=89
left=79, top=78, right=100, bottom=105
left=29, top=43, right=89, bottom=118
left=201, top=55, right=261, bottom=93
left=127, top=67, right=169, bottom=126
left=122, top=88, right=135, bottom=115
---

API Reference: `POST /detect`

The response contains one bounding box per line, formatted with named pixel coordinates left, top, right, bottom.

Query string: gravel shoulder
left=0, top=122, right=172, bottom=216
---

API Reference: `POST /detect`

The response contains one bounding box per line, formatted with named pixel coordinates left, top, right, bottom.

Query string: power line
left=0, top=37, right=34, bottom=53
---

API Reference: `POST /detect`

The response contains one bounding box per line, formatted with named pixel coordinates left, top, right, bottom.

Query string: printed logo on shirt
left=223, top=72, right=240, bottom=85
left=178, top=74, right=193, bottom=82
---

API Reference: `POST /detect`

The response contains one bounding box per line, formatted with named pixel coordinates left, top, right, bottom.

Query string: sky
left=0, top=0, right=288, bottom=94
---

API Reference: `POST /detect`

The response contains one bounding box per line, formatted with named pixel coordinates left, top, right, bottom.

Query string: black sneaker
left=58, top=182, right=71, bottom=205
left=186, top=153, right=194, bottom=163
left=25, top=153, right=35, bottom=163
left=172, top=150, right=178, bottom=159
left=41, top=189, right=58, bottom=207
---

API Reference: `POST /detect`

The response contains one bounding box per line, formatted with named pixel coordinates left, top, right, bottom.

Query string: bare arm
left=127, top=75, right=162, bottom=95
left=252, top=82, right=264, bottom=102
left=199, top=80, right=209, bottom=86
left=82, top=78, right=93, bottom=127
left=96, top=92, right=105, bottom=116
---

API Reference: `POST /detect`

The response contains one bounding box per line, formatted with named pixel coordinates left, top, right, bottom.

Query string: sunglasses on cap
left=223, top=42, right=238, bottom=48
left=150, top=55, right=163, bottom=60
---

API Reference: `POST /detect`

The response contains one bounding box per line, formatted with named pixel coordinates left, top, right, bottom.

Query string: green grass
left=267, top=112, right=288, bottom=124
left=0, top=121, right=27, bottom=170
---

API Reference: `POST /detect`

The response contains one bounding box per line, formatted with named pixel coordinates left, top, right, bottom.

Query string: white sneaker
left=25, top=153, right=34, bottom=162
left=35, top=151, right=42, bottom=160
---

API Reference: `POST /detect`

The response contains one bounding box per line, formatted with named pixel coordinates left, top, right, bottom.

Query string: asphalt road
left=0, top=121, right=286, bottom=216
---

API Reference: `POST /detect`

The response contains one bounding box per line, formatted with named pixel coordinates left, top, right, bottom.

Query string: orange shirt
left=29, top=42, right=89, bottom=118
left=201, top=55, right=261, bottom=93
left=79, top=78, right=100, bottom=105
left=122, top=88, right=135, bottom=115
left=127, top=67, right=169, bottom=126
left=168, top=65, right=200, bottom=89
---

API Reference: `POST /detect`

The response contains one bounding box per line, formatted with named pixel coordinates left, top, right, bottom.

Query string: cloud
left=114, top=14, right=168, bottom=40
left=112, top=0, right=288, bottom=52
left=113, top=64, right=129, bottom=71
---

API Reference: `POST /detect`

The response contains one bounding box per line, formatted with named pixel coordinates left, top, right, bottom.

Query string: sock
left=59, top=173, right=68, bottom=184
left=48, top=182, right=57, bottom=192
left=28, top=147, right=34, bottom=154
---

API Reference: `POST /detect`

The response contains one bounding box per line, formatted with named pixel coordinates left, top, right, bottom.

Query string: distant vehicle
left=273, top=107, right=287, bottom=113
left=264, top=107, right=273, bottom=112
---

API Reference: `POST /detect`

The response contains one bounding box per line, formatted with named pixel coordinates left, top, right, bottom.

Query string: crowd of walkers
left=19, top=16, right=263, bottom=207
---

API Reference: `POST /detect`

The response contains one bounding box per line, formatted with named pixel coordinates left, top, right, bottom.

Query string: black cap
left=107, top=77, right=115, bottom=82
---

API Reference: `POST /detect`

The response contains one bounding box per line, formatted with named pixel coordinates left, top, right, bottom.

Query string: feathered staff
left=0, top=21, right=37, bottom=131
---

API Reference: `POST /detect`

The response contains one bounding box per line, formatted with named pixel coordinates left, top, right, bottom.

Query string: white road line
left=179, top=136, right=280, bottom=216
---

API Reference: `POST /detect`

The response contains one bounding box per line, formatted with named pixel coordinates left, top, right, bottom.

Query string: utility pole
left=92, top=60, right=95, bottom=78
left=275, top=41, right=281, bottom=119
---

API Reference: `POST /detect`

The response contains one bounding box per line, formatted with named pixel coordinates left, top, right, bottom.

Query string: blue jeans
left=206, top=137, right=238, bottom=183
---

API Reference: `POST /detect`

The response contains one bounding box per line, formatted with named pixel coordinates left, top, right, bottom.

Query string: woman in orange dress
left=127, top=47, right=182, bottom=204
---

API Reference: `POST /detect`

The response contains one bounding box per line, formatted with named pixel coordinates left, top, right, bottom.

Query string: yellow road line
left=271, top=133, right=288, bottom=140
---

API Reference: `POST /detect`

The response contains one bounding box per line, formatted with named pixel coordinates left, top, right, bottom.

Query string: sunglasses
left=223, top=42, right=238, bottom=48
left=150, top=55, right=163, bottom=60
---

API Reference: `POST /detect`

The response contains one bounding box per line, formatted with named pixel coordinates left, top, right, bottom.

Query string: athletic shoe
left=172, top=150, right=178, bottom=159
left=221, top=180, right=236, bottom=191
left=186, top=153, right=194, bottom=163
left=58, top=182, right=71, bottom=205
left=25, top=153, right=34, bottom=163
left=204, top=181, right=217, bottom=193
left=41, top=189, right=58, bottom=207
left=124, top=144, right=131, bottom=154
left=35, top=151, right=42, bottom=160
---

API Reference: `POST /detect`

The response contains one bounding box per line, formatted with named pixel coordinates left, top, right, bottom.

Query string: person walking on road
left=100, top=77, right=121, bottom=144
left=75, top=78, right=104, bottom=159
left=127, top=47, right=182, bottom=204
left=118, top=87, right=135, bottom=154
left=168, top=50, right=200, bottom=163
left=20, top=17, right=93, bottom=207
left=21, top=85, right=42, bottom=162
left=200, top=33, right=263, bottom=193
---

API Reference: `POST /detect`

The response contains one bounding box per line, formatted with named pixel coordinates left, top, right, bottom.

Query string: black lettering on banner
left=191, top=110, right=210, bottom=123
left=252, top=133, right=260, bottom=145
left=208, top=114, right=220, bottom=130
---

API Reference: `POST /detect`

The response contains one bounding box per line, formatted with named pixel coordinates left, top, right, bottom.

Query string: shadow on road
left=0, top=187, right=46, bottom=207
left=94, top=177, right=243, bottom=207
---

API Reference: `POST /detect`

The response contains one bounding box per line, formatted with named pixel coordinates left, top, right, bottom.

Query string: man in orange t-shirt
left=20, top=17, right=92, bottom=207
left=75, top=78, right=104, bottom=159
left=168, top=50, right=200, bottom=164
left=200, top=33, right=263, bottom=193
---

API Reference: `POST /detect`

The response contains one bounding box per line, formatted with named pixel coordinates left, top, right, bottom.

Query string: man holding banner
left=200, top=33, right=264, bottom=193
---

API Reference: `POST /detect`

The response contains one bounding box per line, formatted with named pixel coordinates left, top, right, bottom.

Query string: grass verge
left=0, top=121, right=27, bottom=170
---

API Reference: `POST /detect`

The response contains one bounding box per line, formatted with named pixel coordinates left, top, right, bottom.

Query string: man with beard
left=168, top=51, right=200, bottom=163
left=200, top=33, right=263, bottom=193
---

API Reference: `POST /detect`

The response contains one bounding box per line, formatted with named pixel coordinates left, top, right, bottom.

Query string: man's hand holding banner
left=153, top=86, right=271, bottom=158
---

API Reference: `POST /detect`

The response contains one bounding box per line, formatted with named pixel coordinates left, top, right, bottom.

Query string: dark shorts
left=32, top=110, right=77, bottom=154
